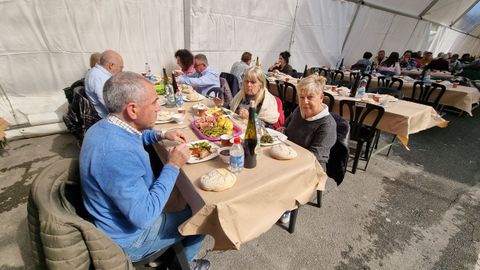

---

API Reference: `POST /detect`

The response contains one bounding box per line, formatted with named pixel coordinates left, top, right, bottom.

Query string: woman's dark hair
left=382, top=52, right=399, bottom=67
left=363, top=51, right=373, bottom=59
left=280, top=51, right=291, bottom=64
left=174, top=49, right=194, bottom=69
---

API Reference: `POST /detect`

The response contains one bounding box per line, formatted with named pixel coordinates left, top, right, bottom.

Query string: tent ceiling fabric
left=1, top=0, right=479, bottom=128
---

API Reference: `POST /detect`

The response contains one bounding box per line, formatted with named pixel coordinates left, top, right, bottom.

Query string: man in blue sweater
left=80, top=71, right=209, bottom=269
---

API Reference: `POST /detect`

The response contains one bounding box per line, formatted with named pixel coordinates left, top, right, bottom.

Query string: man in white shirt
left=85, top=50, right=124, bottom=118
left=229, top=52, right=252, bottom=86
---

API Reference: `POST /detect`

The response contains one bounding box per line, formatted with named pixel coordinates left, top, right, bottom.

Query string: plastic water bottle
left=175, top=91, right=184, bottom=108
left=423, top=69, right=431, bottom=86
left=355, top=78, right=367, bottom=99
left=145, top=62, right=153, bottom=81
left=229, top=137, right=244, bottom=173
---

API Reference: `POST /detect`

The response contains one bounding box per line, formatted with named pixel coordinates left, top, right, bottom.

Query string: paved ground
left=0, top=110, right=479, bottom=269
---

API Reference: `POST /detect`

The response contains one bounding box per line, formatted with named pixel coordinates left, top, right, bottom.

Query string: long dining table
left=153, top=98, right=327, bottom=250
left=267, top=76, right=447, bottom=146
left=307, top=68, right=478, bottom=116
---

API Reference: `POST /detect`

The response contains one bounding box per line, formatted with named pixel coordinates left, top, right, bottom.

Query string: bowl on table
left=218, top=147, right=231, bottom=164
left=172, top=113, right=185, bottom=124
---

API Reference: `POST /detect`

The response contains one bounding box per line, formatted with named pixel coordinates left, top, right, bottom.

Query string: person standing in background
left=230, top=52, right=252, bottom=87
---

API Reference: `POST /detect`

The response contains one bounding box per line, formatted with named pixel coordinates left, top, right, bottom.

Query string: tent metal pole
left=450, top=0, right=480, bottom=27
left=404, top=20, right=420, bottom=52
left=183, top=0, right=191, bottom=50
left=288, top=0, right=300, bottom=52
left=379, top=14, right=396, bottom=50
left=419, top=0, right=439, bottom=18
left=341, top=3, right=361, bottom=53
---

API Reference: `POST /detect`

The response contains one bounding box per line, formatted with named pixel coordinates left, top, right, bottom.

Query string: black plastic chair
left=377, top=76, right=403, bottom=90
left=349, top=74, right=372, bottom=97
left=339, top=100, right=385, bottom=174
left=275, top=81, right=298, bottom=117
left=206, top=87, right=223, bottom=98
left=323, top=92, right=335, bottom=112
left=220, top=72, right=240, bottom=97
left=329, top=70, right=344, bottom=84
left=408, top=81, right=446, bottom=109
left=310, top=67, right=329, bottom=77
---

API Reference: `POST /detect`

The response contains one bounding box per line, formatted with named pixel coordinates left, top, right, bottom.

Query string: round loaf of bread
left=200, top=168, right=237, bottom=192
left=270, top=144, right=297, bottom=160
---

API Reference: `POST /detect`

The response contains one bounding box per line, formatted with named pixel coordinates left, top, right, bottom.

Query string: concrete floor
left=0, top=111, right=479, bottom=270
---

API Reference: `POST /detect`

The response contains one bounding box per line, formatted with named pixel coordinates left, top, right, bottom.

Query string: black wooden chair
left=310, top=67, right=329, bottom=77
left=339, top=100, right=385, bottom=174
left=323, top=92, right=335, bottom=112
left=377, top=76, right=403, bottom=90
left=275, top=80, right=298, bottom=117
left=206, top=87, right=223, bottom=99
left=329, top=70, right=344, bottom=85
left=220, top=72, right=240, bottom=97
left=408, top=81, right=446, bottom=109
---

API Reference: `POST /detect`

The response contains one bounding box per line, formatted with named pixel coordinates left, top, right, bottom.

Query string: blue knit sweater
left=80, top=119, right=179, bottom=247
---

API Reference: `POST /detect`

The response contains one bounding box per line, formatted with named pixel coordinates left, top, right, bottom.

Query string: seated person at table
left=80, top=71, right=209, bottom=270
left=426, top=52, right=450, bottom=71
left=85, top=50, right=124, bottom=118
left=268, top=51, right=293, bottom=76
left=399, top=50, right=417, bottom=69
left=175, top=49, right=196, bottom=75
left=178, top=53, right=220, bottom=96
left=377, top=52, right=401, bottom=76
left=351, top=51, right=373, bottom=72
left=230, top=51, right=252, bottom=87
left=281, top=75, right=336, bottom=170
left=230, top=66, right=280, bottom=127
left=420, top=51, right=433, bottom=67
left=89, top=52, right=101, bottom=69
left=372, top=50, right=386, bottom=69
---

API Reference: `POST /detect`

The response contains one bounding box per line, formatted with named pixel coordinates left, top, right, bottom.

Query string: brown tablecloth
left=153, top=100, right=327, bottom=250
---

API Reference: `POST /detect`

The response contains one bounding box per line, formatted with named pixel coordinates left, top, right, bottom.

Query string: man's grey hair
left=194, top=54, right=209, bottom=65
left=103, top=71, right=151, bottom=113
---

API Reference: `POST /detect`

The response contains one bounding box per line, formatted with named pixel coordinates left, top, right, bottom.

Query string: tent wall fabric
left=1, top=0, right=479, bottom=130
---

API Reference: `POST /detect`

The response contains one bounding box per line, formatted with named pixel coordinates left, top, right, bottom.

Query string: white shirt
left=301, top=104, right=330, bottom=121
left=85, top=64, right=112, bottom=118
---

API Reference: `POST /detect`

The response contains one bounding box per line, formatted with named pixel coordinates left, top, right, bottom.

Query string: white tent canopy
left=1, top=0, right=479, bottom=131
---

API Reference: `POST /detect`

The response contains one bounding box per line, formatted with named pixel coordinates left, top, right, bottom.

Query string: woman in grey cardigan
left=282, top=75, right=337, bottom=170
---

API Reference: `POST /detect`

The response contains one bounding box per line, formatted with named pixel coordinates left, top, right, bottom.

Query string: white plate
left=261, top=128, right=288, bottom=146
left=156, top=111, right=172, bottom=123
left=229, top=128, right=288, bottom=146
left=187, top=140, right=220, bottom=164
left=157, top=97, right=166, bottom=106
left=184, top=95, right=205, bottom=102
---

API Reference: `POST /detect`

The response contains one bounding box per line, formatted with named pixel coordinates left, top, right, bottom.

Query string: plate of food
left=191, top=115, right=243, bottom=141
left=156, top=111, right=173, bottom=124
left=260, top=128, right=288, bottom=146
left=187, top=140, right=219, bottom=163
left=184, top=93, right=205, bottom=102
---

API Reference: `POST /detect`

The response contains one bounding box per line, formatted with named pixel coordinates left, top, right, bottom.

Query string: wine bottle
left=171, top=72, right=179, bottom=92
left=303, top=64, right=308, bottom=77
left=256, top=56, right=260, bottom=67
left=163, top=67, right=175, bottom=106
left=244, top=100, right=257, bottom=168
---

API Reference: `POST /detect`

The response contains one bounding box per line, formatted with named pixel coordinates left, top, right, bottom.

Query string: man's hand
left=167, top=144, right=189, bottom=169
left=165, top=130, right=187, bottom=143
left=276, top=126, right=286, bottom=134
left=238, top=107, right=249, bottom=120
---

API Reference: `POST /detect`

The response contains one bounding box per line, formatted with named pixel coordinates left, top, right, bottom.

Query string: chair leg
left=316, top=190, right=322, bottom=208
left=351, top=142, right=363, bottom=174
left=171, top=242, right=191, bottom=270
left=364, top=138, right=376, bottom=171
left=386, top=134, right=396, bottom=157
left=288, top=208, right=299, bottom=234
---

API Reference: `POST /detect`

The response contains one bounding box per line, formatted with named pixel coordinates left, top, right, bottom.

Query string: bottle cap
left=234, top=137, right=241, bottom=144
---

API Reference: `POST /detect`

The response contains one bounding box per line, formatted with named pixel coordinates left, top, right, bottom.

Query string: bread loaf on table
left=200, top=168, right=237, bottom=192
left=270, top=144, right=297, bottom=160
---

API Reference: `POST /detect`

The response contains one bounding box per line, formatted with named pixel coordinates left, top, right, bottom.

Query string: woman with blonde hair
left=282, top=75, right=336, bottom=169
left=230, top=66, right=280, bottom=126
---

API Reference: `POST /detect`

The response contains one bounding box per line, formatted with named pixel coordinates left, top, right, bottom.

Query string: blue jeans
left=123, top=208, right=205, bottom=262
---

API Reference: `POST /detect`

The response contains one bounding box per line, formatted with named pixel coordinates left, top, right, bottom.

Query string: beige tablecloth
left=369, top=78, right=480, bottom=116
left=153, top=100, right=327, bottom=250
left=326, top=91, right=448, bottom=146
